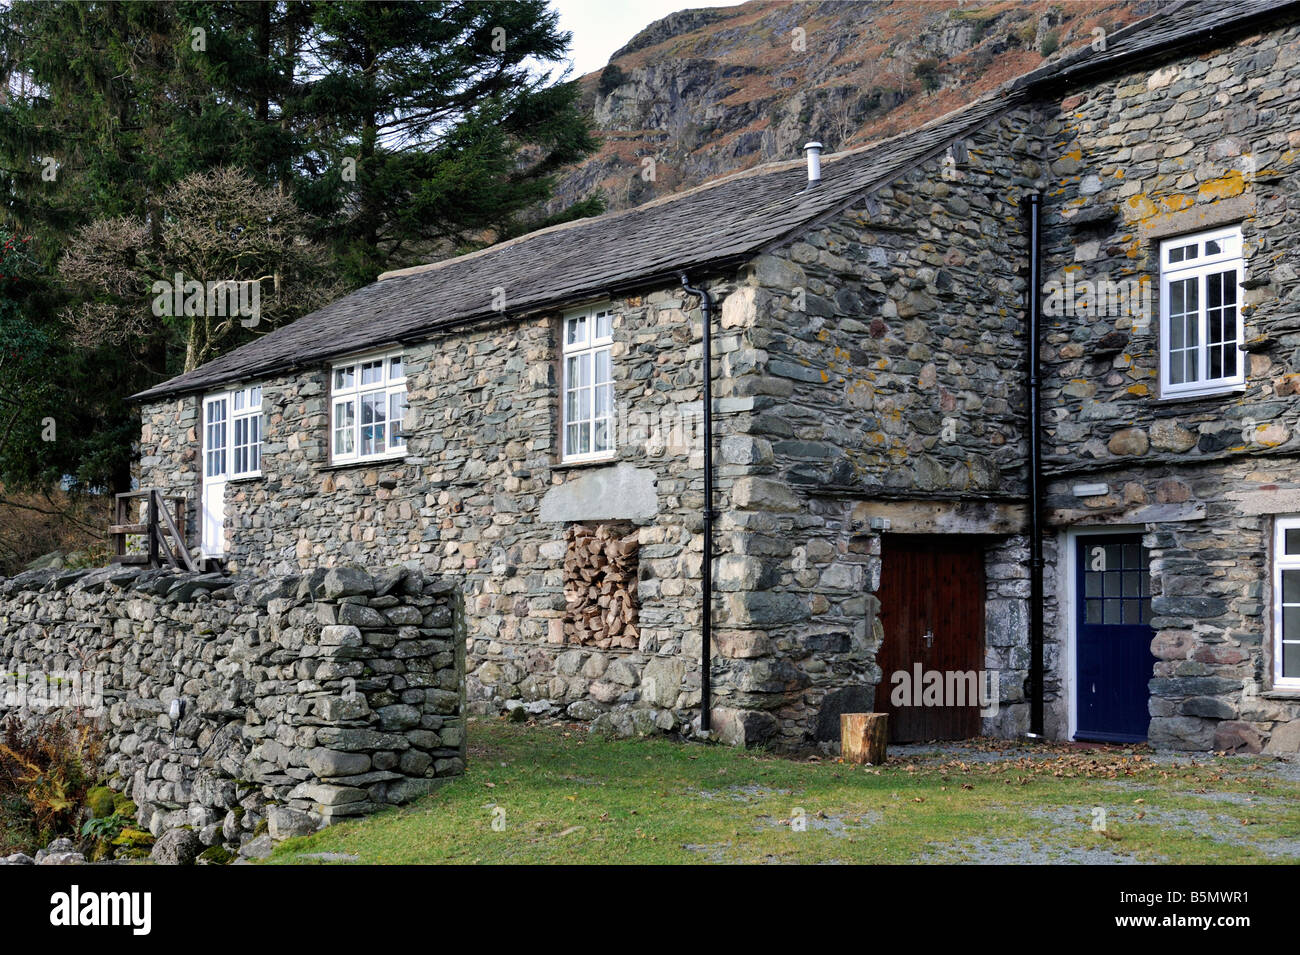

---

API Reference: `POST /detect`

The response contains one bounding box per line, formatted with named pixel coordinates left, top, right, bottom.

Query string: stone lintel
left=539, top=463, right=658, bottom=523
left=1227, top=488, right=1300, bottom=516
left=1138, top=194, right=1254, bottom=240
left=1047, top=501, right=1207, bottom=526
left=851, top=500, right=1027, bottom=535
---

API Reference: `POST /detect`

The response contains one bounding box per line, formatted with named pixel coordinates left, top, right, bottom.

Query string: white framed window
left=1273, top=517, right=1300, bottom=689
left=1159, top=226, right=1244, bottom=398
left=204, top=385, right=262, bottom=479
left=331, top=350, right=407, bottom=463
left=561, top=306, right=615, bottom=462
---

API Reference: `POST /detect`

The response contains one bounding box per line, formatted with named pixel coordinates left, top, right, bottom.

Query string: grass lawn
left=270, top=717, right=1300, bottom=865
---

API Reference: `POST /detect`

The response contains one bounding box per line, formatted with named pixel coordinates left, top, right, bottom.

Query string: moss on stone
left=198, top=845, right=234, bottom=865
left=111, top=827, right=154, bottom=849
left=85, top=785, right=117, bottom=819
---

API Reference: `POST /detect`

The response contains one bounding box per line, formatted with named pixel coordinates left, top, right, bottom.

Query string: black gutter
left=1024, top=194, right=1045, bottom=738
left=679, top=273, right=714, bottom=735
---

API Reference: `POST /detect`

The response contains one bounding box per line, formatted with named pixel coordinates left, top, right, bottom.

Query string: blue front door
left=1075, top=534, right=1155, bottom=743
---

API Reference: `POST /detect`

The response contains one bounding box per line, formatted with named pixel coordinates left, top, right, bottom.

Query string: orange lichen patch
left=1198, top=170, right=1246, bottom=201
left=1125, top=194, right=1158, bottom=219
left=820, top=370, right=830, bottom=383
left=1161, top=193, right=1194, bottom=213
left=1127, top=383, right=1149, bottom=396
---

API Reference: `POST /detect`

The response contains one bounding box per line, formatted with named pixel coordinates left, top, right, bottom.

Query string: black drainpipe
left=1024, top=194, right=1046, bottom=738
left=680, top=273, right=714, bottom=734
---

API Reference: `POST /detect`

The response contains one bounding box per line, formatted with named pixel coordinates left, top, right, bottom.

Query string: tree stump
left=841, top=712, right=888, bottom=765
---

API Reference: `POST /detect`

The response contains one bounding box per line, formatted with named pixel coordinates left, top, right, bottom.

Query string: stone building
left=135, top=0, right=1300, bottom=752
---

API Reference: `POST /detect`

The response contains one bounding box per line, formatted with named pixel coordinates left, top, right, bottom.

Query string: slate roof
left=136, top=0, right=1299, bottom=401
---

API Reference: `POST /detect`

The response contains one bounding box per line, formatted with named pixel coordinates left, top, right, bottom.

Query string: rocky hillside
left=550, top=0, right=1155, bottom=213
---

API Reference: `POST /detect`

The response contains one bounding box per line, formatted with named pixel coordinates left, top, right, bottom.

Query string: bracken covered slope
left=550, top=0, right=1156, bottom=213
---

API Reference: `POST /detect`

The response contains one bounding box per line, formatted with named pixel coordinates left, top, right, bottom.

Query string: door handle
left=923, top=630, right=934, bottom=648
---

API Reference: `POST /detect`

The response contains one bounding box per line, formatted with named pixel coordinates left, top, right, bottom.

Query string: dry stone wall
left=0, top=562, right=465, bottom=858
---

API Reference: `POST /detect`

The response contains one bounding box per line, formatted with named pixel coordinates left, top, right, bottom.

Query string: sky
left=550, top=0, right=749, bottom=77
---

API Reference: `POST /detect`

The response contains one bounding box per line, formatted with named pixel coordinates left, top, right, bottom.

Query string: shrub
left=914, top=58, right=943, bottom=93
left=1040, top=30, right=1060, bottom=57
left=597, top=63, right=627, bottom=96
left=0, top=714, right=103, bottom=853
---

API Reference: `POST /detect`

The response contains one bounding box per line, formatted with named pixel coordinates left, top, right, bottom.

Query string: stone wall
left=0, top=562, right=465, bottom=858
left=1034, top=21, right=1300, bottom=750
left=141, top=285, right=756, bottom=744
left=692, top=107, right=1043, bottom=745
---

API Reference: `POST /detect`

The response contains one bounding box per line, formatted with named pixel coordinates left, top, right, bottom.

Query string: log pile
left=563, top=524, right=640, bottom=648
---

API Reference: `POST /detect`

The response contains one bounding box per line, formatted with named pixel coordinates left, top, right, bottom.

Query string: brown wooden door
left=873, top=536, right=985, bottom=742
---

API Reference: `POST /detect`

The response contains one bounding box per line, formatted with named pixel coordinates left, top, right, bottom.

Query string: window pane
left=334, top=366, right=354, bottom=390
left=1206, top=269, right=1237, bottom=380
left=566, top=316, right=586, bottom=347
left=361, top=393, right=387, bottom=455
left=594, top=419, right=610, bottom=452
left=390, top=391, right=408, bottom=447
left=1283, top=569, right=1300, bottom=604
left=1103, top=600, right=1121, bottom=625
left=1285, top=528, right=1300, bottom=555
left=594, top=383, right=613, bottom=418
left=234, top=390, right=245, bottom=411
left=595, top=311, right=612, bottom=339
left=565, top=388, right=583, bottom=424
left=360, top=360, right=383, bottom=386
left=1285, top=644, right=1300, bottom=680
left=594, top=348, right=612, bottom=385
left=1122, top=600, right=1140, bottom=624
left=1084, top=572, right=1101, bottom=597
left=249, top=386, right=261, bottom=405
left=389, top=356, right=404, bottom=380
left=1086, top=599, right=1102, bottom=624
left=1205, top=239, right=1221, bottom=255
left=1284, top=606, right=1300, bottom=640
left=334, top=400, right=355, bottom=455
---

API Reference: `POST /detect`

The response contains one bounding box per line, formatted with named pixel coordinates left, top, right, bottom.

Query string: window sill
left=1262, top=688, right=1300, bottom=700
left=318, top=455, right=409, bottom=472
left=1156, top=384, right=1247, bottom=403
left=553, top=454, right=618, bottom=471
left=227, top=473, right=263, bottom=484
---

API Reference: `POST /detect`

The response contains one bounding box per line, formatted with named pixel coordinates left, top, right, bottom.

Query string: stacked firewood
left=563, top=524, right=640, bottom=648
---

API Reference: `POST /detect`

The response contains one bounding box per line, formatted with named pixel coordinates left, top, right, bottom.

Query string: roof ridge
left=377, top=88, right=1024, bottom=284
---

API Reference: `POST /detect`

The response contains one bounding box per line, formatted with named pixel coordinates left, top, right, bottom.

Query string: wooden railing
left=110, top=488, right=198, bottom=572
